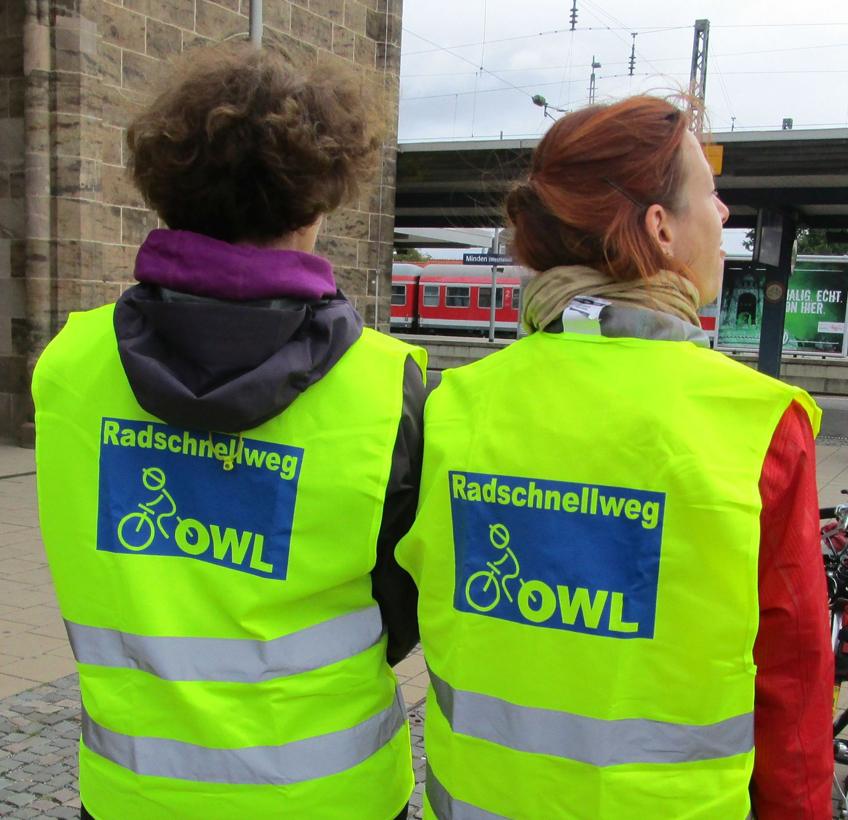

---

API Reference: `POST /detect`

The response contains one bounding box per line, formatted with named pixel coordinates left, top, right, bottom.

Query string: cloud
left=399, top=0, right=848, bottom=139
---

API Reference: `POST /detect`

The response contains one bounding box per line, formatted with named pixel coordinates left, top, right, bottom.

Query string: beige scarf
left=522, top=265, right=702, bottom=334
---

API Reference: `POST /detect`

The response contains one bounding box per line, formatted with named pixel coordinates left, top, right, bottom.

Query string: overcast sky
left=397, top=0, right=848, bottom=254
left=399, top=0, right=848, bottom=141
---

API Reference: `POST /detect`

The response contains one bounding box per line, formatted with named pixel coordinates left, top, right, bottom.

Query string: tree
left=743, top=228, right=848, bottom=255
left=393, top=248, right=432, bottom=263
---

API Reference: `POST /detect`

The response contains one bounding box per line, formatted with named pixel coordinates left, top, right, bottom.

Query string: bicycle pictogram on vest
left=117, top=467, right=181, bottom=551
left=465, top=524, right=524, bottom=612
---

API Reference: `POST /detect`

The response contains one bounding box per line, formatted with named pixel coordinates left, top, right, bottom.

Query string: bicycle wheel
left=465, top=571, right=501, bottom=613
left=834, top=681, right=848, bottom=818
left=117, top=512, right=155, bottom=551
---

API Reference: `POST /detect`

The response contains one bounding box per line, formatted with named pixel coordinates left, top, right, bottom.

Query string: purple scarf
left=134, top=229, right=337, bottom=302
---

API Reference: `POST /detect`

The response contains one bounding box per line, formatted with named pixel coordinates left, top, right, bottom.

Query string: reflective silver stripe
left=82, top=684, right=407, bottom=785
left=427, top=763, right=512, bottom=820
left=430, top=670, right=753, bottom=767
left=427, top=762, right=753, bottom=820
left=65, top=606, right=383, bottom=683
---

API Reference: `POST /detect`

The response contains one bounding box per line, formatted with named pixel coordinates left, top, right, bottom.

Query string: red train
left=391, top=262, right=719, bottom=344
left=391, top=263, right=525, bottom=336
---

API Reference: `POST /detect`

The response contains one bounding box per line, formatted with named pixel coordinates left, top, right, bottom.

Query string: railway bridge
left=394, top=129, right=848, bottom=431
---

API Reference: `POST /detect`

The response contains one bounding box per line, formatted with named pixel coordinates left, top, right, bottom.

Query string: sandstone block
left=149, top=0, right=196, bottom=30
left=354, top=33, right=375, bottom=68
left=0, top=198, right=25, bottom=239
left=103, top=164, right=145, bottom=209
left=101, top=2, right=146, bottom=54
left=53, top=19, right=100, bottom=76
left=263, top=0, right=291, bottom=33
left=101, top=124, right=123, bottom=166
left=11, top=317, right=29, bottom=357
left=101, top=83, right=137, bottom=130
left=0, top=35, right=24, bottom=80
left=332, top=264, right=367, bottom=296
left=101, top=242, right=137, bottom=283
left=196, top=0, right=248, bottom=39
left=21, top=237, right=50, bottom=288
left=331, top=25, right=354, bottom=59
left=292, top=6, right=332, bottom=50
left=99, top=43, right=122, bottom=85
left=376, top=41, right=399, bottom=73
left=121, top=206, right=158, bottom=246
left=325, top=207, right=369, bottom=240
left=8, top=78, right=24, bottom=118
left=122, top=50, right=162, bottom=92
left=0, top=354, right=27, bottom=395
left=262, top=29, right=317, bottom=63
left=343, top=1, right=367, bottom=35
left=10, top=239, right=26, bottom=279
left=310, top=0, right=344, bottom=22
left=207, top=0, right=241, bottom=13
left=52, top=113, right=103, bottom=159
left=314, top=234, right=358, bottom=267
left=51, top=157, right=101, bottom=199
left=146, top=19, right=182, bottom=60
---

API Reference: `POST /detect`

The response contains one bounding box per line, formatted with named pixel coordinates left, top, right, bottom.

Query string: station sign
left=463, top=253, right=514, bottom=266
left=715, top=257, right=848, bottom=356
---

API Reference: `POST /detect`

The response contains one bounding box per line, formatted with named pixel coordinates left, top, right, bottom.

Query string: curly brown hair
left=127, top=43, right=386, bottom=244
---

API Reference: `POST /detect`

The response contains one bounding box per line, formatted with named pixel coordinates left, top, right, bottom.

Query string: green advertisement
left=716, top=258, right=848, bottom=355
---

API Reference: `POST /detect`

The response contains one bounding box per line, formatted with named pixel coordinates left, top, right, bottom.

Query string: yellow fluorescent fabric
left=34, top=303, right=426, bottom=820
left=396, top=329, right=819, bottom=820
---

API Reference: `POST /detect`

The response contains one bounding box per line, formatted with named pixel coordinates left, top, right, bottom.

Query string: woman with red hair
left=398, top=96, right=832, bottom=819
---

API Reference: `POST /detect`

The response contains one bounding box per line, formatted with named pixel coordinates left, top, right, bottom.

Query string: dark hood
left=115, top=285, right=362, bottom=433
left=113, top=230, right=363, bottom=433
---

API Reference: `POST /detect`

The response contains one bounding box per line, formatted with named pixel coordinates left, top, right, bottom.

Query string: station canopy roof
left=395, top=128, right=848, bottom=231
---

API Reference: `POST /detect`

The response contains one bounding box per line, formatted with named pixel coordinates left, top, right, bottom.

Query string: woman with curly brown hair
left=398, top=96, right=832, bottom=819
left=33, top=43, right=422, bottom=820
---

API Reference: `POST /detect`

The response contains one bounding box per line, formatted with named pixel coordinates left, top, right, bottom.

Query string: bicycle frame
left=821, top=497, right=848, bottom=817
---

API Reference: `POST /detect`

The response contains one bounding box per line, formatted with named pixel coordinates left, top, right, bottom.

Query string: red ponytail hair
left=506, top=96, right=693, bottom=282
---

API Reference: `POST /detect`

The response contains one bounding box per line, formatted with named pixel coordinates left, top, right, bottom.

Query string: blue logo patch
left=97, top=418, right=303, bottom=580
left=450, top=471, right=665, bottom=639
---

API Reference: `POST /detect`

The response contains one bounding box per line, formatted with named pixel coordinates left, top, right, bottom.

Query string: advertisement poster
left=716, top=257, right=848, bottom=356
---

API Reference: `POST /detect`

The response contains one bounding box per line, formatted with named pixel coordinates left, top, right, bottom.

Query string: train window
left=391, top=285, right=406, bottom=306
left=445, top=286, right=470, bottom=308
left=423, top=285, right=440, bottom=307
left=512, top=288, right=521, bottom=310
left=478, top=286, right=504, bottom=310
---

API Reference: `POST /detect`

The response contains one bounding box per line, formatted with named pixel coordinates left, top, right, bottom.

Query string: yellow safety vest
left=34, top=303, right=426, bottom=820
left=397, top=329, right=819, bottom=820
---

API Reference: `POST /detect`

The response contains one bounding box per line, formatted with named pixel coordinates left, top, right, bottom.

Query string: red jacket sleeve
left=751, top=400, right=833, bottom=820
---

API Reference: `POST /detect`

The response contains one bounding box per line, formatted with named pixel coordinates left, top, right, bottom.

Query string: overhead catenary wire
left=402, top=65, right=848, bottom=103
left=403, top=25, right=688, bottom=57
left=402, top=28, right=535, bottom=98
left=578, top=0, right=667, bottom=78
left=708, top=45, right=737, bottom=125
left=404, top=20, right=848, bottom=58
left=402, top=77, right=590, bottom=102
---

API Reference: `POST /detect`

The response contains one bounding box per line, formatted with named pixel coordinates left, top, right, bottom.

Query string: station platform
left=410, top=334, right=848, bottom=436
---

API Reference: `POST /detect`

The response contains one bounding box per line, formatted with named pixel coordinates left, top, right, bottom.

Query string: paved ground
left=3, top=439, right=848, bottom=818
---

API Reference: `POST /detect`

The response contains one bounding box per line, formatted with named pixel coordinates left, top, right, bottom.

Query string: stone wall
left=2, top=0, right=403, bottom=443
left=0, top=2, right=27, bottom=440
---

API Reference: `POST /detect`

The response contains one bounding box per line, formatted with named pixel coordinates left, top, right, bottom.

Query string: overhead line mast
left=629, top=33, right=636, bottom=76
left=689, top=19, right=710, bottom=133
